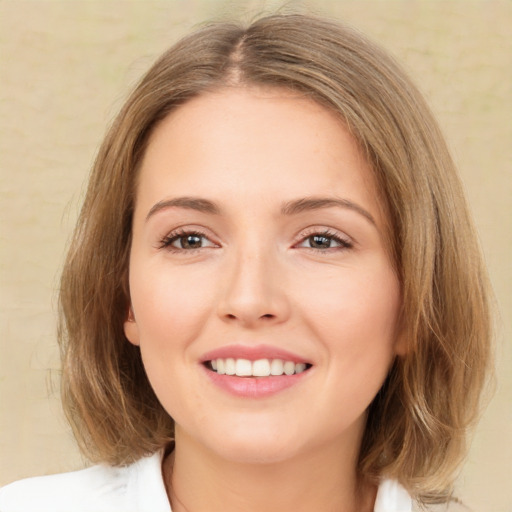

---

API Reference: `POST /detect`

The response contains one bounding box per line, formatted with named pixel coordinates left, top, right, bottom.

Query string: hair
left=58, top=13, right=493, bottom=506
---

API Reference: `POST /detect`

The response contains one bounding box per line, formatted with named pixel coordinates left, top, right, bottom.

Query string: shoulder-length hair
left=58, top=13, right=493, bottom=505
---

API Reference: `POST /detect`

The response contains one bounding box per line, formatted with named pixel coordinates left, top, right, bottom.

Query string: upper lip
left=200, top=344, right=311, bottom=364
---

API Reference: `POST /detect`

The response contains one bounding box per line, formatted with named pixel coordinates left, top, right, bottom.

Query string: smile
left=205, top=358, right=312, bottom=377
left=200, top=345, right=313, bottom=398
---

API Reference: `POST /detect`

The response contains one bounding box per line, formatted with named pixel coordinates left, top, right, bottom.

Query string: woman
left=0, top=13, right=492, bottom=512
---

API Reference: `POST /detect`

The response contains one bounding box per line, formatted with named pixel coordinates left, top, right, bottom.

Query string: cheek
left=130, top=264, right=213, bottom=337
left=128, top=267, right=214, bottom=413
left=299, top=261, right=401, bottom=373
left=314, top=268, right=400, bottom=417
left=305, top=260, right=399, bottom=329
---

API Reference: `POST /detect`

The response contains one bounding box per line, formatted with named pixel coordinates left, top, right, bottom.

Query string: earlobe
left=393, top=309, right=408, bottom=356
left=393, top=330, right=409, bottom=357
left=124, top=307, right=140, bottom=346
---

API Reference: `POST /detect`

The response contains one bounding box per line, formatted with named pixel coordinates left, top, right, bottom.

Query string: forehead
left=137, top=86, right=389, bottom=230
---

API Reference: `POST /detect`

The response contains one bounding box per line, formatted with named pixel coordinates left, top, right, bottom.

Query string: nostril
left=223, top=313, right=275, bottom=320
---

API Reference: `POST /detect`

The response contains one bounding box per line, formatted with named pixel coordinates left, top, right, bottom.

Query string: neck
left=163, top=428, right=376, bottom=512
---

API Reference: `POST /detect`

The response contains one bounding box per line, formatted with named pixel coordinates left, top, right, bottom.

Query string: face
left=125, top=87, right=404, bottom=465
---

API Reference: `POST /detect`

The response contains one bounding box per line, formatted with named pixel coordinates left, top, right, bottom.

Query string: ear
left=393, top=330, right=408, bottom=357
left=124, top=306, right=140, bottom=346
left=393, top=308, right=409, bottom=357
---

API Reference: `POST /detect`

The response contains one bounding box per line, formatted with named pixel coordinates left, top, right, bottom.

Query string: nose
left=217, top=247, right=291, bottom=328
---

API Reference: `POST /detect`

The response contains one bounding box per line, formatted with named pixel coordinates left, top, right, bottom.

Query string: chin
left=214, top=438, right=302, bottom=465
left=187, top=417, right=308, bottom=466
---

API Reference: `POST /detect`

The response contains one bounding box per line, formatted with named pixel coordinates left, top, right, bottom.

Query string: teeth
left=209, top=358, right=309, bottom=377
left=253, top=359, right=271, bottom=377
left=270, top=359, right=284, bottom=375
left=235, top=359, right=252, bottom=376
left=295, top=363, right=306, bottom=374
left=283, top=361, right=295, bottom=375
left=225, top=358, right=236, bottom=375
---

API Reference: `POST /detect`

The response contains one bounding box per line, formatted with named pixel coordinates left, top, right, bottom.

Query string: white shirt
left=0, top=450, right=413, bottom=512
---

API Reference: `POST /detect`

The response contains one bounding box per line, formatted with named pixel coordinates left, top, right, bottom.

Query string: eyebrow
left=145, top=195, right=376, bottom=227
left=281, top=197, right=376, bottom=226
left=146, top=197, right=220, bottom=221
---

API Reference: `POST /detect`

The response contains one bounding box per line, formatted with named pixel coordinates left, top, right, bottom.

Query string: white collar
left=374, top=478, right=413, bottom=512
left=149, top=450, right=413, bottom=512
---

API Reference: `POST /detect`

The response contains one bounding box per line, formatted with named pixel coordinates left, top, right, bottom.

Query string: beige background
left=0, top=1, right=510, bottom=510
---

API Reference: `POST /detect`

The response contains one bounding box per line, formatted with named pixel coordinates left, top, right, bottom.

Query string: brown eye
left=308, top=235, right=334, bottom=249
left=160, top=230, right=217, bottom=251
left=175, top=234, right=204, bottom=249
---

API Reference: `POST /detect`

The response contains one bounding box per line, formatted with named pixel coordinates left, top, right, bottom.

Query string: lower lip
left=202, top=366, right=310, bottom=398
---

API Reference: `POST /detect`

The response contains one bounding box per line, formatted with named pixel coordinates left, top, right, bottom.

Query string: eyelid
left=157, top=226, right=220, bottom=252
left=156, top=224, right=353, bottom=252
left=293, top=226, right=354, bottom=250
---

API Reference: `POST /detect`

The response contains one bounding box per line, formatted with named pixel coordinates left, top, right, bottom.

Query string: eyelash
left=158, top=229, right=215, bottom=252
left=158, top=228, right=353, bottom=253
left=295, top=229, right=353, bottom=252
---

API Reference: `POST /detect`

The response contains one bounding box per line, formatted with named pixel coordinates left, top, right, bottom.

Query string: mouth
left=200, top=345, right=313, bottom=397
left=204, top=358, right=313, bottom=377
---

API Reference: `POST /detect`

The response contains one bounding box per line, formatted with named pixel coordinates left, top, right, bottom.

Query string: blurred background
left=0, top=1, right=510, bottom=510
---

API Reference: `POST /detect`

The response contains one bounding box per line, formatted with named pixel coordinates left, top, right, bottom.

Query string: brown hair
left=58, top=13, right=493, bottom=505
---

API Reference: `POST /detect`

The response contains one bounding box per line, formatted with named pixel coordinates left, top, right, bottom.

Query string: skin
left=124, top=86, right=405, bottom=512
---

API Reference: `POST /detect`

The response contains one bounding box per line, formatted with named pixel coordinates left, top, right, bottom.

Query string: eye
left=159, top=229, right=218, bottom=251
left=296, top=230, right=352, bottom=251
